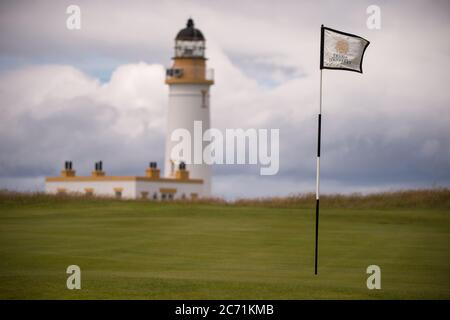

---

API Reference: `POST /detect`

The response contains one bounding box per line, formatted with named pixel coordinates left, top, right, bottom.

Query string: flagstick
left=313, top=24, right=369, bottom=275
left=315, top=69, right=323, bottom=275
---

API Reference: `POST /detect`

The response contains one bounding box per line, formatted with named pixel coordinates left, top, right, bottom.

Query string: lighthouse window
left=201, top=90, right=207, bottom=108
left=170, top=160, right=174, bottom=176
left=175, top=40, right=205, bottom=58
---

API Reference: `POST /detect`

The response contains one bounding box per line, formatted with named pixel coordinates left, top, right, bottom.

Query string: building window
left=161, top=193, right=174, bottom=201
left=141, top=191, right=149, bottom=200
left=159, top=188, right=176, bottom=201
left=84, top=188, right=94, bottom=196
left=181, top=193, right=186, bottom=200
left=201, top=90, right=208, bottom=108
left=170, top=160, right=175, bottom=176
left=113, top=188, right=123, bottom=199
left=153, top=192, right=158, bottom=200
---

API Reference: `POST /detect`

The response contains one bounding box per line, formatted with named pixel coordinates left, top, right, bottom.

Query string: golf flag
left=314, top=25, right=370, bottom=275
left=320, top=26, right=370, bottom=73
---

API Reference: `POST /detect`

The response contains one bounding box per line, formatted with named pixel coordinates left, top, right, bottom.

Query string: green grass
left=0, top=191, right=449, bottom=299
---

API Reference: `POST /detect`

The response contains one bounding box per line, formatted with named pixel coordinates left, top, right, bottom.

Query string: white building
left=45, top=19, right=213, bottom=200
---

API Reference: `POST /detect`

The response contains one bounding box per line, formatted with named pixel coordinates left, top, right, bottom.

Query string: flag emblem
left=335, top=40, right=349, bottom=54
left=320, top=26, right=370, bottom=73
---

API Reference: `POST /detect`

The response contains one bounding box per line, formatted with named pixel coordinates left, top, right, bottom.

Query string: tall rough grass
left=0, top=188, right=449, bottom=209
left=234, top=188, right=450, bottom=209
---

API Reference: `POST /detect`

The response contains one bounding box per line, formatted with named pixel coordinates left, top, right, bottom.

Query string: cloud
left=0, top=63, right=167, bottom=183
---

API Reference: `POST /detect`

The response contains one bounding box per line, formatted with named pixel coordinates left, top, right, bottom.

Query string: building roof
left=46, top=176, right=203, bottom=184
left=175, top=18, right=205, bottom=41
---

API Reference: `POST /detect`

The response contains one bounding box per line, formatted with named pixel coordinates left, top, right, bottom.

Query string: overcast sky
left=0, top=0, right=449, bottom=198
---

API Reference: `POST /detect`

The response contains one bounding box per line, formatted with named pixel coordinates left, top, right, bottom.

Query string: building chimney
left=175, top=161, right=189, bottom=180
left=92, top=161, right=105, bottom=177
left=61, top=160, right=76, bottom=177
left=146, top=161, right=160, bottom=179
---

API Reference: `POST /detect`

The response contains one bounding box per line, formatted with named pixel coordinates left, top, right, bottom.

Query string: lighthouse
left=164, top=18, right=214, bottom=196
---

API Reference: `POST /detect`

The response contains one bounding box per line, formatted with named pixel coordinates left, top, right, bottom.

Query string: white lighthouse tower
left=164, top=18, right=214, bottom=196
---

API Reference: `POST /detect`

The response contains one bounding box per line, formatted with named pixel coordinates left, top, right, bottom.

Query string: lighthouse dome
left=175, top=18, right=205, bottom=41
